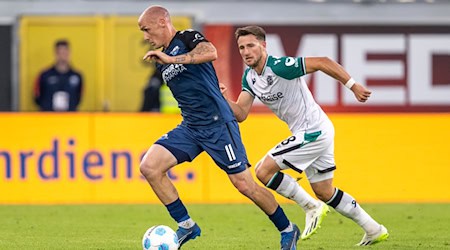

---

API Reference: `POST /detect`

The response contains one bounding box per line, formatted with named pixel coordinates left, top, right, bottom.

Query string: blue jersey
left=34, top=66, right=83, bottom=111
left=156, top=30, right=234, bottom=128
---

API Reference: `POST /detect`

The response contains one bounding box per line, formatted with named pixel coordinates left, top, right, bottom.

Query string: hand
left=351, top=83, right=371, bottom=103
left=219, top=83, right=229, bottom=99
left=143, top=50, right=173, bottom=64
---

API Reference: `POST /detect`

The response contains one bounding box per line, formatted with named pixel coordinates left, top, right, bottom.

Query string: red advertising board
left=205, top=25, right=450, bottom=112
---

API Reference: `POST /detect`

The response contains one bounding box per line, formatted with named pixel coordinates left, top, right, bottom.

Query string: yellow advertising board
left=1, top=113, right=449, bottom=204
left=19, top=15, right=192, bottom=112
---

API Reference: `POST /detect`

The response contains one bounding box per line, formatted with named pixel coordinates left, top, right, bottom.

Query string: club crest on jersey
left=169, top=46, right=180, bottom=56
left=252, top=78, right=256, bottom=85
left=267, top=75, right=273, bottom=85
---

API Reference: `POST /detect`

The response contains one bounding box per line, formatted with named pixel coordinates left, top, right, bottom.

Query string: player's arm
left=183, top=42, right=217, bottom=64
left=220, top=83, right=254, bottom=122
left=33, top=74, right=43, bottom=106
left=143, top=42, right=217, bottom=64
left=75, top=73, right=83, bottom=106
left=304, top=57, right=371, bottom=103
left=144, top=30, right=217, bottom=64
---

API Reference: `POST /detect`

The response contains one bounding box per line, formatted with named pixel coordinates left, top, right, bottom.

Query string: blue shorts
left=155, top=121, right=249, bottom=174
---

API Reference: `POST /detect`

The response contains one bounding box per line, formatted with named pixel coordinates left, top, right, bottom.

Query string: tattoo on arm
left=174, top=54, right=195, bottom=64
left=174, top=42, right=215, bottom=64
left=175, top=57, right=186, bottom=63
left=188, top=42, right=215, bottom=63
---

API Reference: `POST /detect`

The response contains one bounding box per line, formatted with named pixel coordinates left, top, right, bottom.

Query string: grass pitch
left=0, top=203, right=449, bottom=249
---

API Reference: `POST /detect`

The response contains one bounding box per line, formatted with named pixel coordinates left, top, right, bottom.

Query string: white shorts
left=267, top=124, right=336, bottom=183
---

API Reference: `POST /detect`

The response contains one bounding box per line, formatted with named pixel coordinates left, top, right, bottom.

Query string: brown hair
left=55, top=39, right=69, bottom=49
left=235, top=26, right=266, bottom=41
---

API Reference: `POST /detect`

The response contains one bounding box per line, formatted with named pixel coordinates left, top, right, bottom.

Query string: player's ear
left=158, top=17, right=165, bottom=27
left=261, top=40, right=267, bottom=49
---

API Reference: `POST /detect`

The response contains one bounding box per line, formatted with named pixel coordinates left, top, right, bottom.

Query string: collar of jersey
left=258, top=55, right=270, bottom=76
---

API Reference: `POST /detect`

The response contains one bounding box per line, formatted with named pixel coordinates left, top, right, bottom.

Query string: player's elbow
left=235, top=113, right=248, bottom=123
left=209, top=48, right=218, bottom=61
left=308, top=56, right=332, bottom=72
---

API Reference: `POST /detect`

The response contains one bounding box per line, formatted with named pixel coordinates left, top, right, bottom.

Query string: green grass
left=0, top=203, right=449, bottom=249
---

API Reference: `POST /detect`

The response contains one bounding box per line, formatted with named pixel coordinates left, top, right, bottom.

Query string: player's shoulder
left=39, top=66, right=56, bottom=77
left=178, top=29, right=203, bottom=38
left=267, top=55, right=300, bottom=67
left=242, top=67, right=254, bottom=84
left=267, top=55, right=305, bottom=80
left=177, top=29, right=207, bottom=45
left=179, top=29, right=198, bottom=34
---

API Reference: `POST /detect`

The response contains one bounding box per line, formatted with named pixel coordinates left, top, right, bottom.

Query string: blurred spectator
left=34, top=39, right=83, bottom=111
left=141, top=68, right=162, bottom=112
left=141, top=68, right=180, bottom=114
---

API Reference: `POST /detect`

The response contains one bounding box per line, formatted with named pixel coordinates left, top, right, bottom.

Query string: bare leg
left=140, top=144, right=201, bottom=247
left=228, top=167, right=279, bottom=214
left=140, top=144, right=179, bottom=204
left=255, top=155, right=319, bottom=211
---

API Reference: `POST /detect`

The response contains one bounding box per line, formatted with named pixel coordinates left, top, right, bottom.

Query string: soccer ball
left=142, top=225, right=179, bottom=250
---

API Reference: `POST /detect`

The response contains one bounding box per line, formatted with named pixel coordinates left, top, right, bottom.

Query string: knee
left=139, top=158, right=161, bottom=180
left=233, top=179, right=256, bottom=197
left=254, top=162, right=265, bottom=183
left=314, top=187, right=335, bottom=202
left=254, top=163, right=272, bottom=185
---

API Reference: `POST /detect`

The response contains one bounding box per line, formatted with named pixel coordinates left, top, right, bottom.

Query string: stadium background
left=0, top=0, right=449, bottom=204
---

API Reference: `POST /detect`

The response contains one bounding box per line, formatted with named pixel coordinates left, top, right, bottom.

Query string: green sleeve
left=269, top=56, right=306, bottom=80
left=241, top=68, right=255, bottom=96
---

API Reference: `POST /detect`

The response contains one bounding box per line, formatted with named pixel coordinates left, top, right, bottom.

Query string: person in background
left=141, top=67, right=180, bottom=114
left=34, top=39, right=83, bottom=111
left=141, top=68, right=163, bottom=112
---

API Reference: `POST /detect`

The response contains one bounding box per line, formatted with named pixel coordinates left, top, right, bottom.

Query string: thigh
left=200, top=121, right=249, bottom=174
left=268, top=131, right=326, bottom=173
left=155, top=125, right=203, bottom=164
left=306, top=139, right=336, bottom=183
left=141, top=144, right=178, bottom=171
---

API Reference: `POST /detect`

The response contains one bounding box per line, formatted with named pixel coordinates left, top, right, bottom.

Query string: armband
left=345, top=78, right=356, bottom=89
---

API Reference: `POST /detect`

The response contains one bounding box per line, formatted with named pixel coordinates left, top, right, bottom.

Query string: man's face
left=138, top=16, right=165, bottom=49
left=55, top=45, right=70, bottom=65
left=237, top=34, right=266, bottom=68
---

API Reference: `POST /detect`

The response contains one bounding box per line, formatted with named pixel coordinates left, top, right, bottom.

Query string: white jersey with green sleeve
left=242, top=55, right=331, bottom=134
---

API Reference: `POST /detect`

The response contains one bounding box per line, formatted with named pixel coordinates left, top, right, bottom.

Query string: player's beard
left=248, top=47, right=265, bottom=69
left=249, top=54, right=263, bottom=69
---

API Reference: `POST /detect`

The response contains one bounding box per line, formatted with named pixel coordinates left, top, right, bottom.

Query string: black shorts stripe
left=282, top=159, right=303, bottom=173
left=318, top=166, right=336, bottom=174
left=272, top=142, right=307, bottom=156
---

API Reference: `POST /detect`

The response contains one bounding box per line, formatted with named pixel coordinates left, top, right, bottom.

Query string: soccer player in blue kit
left=138, top=6, right=300, bottom=249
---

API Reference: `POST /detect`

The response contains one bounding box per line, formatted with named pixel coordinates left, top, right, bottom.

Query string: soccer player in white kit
left=221, top=25, right=389, bottom=246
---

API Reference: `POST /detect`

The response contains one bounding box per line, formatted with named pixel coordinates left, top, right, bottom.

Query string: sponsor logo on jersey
left=260, top=92, right=284, bottom=102
left=48, top=76, right=58, bottom=85
left=162, top=64, right=188, bottom=82
left=227, top=161, right=242, bottom=169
